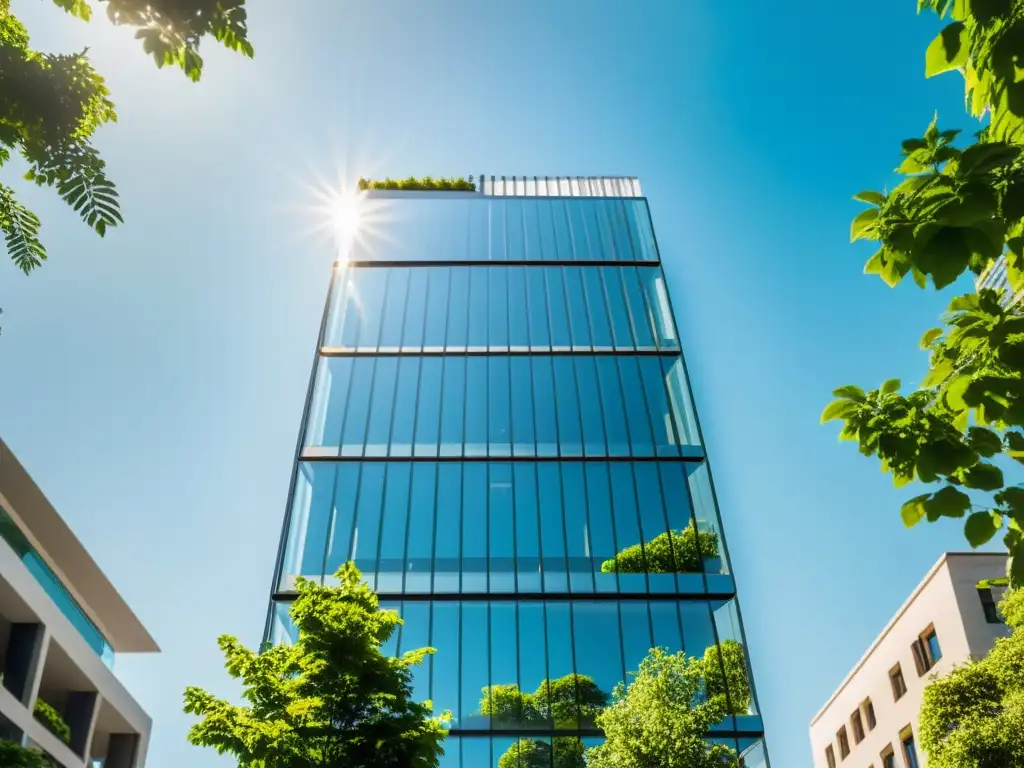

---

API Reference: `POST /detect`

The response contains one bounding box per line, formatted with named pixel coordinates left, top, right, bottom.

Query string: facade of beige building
left=809, top=552, right=1009, bottom=768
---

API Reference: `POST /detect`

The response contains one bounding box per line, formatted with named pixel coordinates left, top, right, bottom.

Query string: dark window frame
left=889, top=663, right=907, bottom=700
left=850, top=708, right=865, bottom=744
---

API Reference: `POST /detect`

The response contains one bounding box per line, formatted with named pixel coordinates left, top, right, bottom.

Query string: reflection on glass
left=324, top=265, right=679, bottom=352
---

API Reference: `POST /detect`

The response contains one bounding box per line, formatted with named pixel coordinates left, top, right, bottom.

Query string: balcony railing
left=0, top=506, right=114, bottom=668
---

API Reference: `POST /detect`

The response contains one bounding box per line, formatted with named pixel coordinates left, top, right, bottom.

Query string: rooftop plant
left=33, top=698, right=70, bottom=744
left=357, top=176, right=475, bottom=192
left=601, top=524, right=719, bottom=574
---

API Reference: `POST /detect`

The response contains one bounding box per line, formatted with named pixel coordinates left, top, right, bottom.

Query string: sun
left=321, top=188, right=366, bottom=257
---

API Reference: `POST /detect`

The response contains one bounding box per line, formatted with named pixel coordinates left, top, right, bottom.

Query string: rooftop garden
left=357, top=176, right=476, bottom=192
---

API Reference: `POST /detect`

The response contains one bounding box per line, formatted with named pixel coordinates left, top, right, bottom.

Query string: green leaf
left=832, top=385, right=867, bottom=402
left=880, top=378, right=901, bottom=394
left=821, top=400, right=860, bottom=424
left=851, top=209, right=879, bottom=242
left=902, top=138, right=930, bottom=152
left=926, top=23, right=969, bottom=77
left=853, top=191, right=887, bottom=205
left=920, top=328, right=944, bottom=348
left=967, top=427, right=1003, bottom=457
left=915, top=226, right=972, bottom=288
left=1005, top=431, right=1024, bottom=462
left=962, top=462, right=1005, bottom=491
left=925, top=485, right=972, bottom=519
left=956, top=142, right=1021, bottom=175
left=944, top=374, right=972, bottom=411
left=902, top=494, right=930, bottom=527
left=965, top=511, right=1004, bottom=547
left=970, top=0, right=1013, bottom=25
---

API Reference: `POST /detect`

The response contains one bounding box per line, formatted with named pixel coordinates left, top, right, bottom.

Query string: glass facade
left=266, top=191, right=768, bottom=766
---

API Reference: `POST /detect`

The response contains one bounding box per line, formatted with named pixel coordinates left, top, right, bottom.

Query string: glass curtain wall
left=266, top=193, right=768, bottom=767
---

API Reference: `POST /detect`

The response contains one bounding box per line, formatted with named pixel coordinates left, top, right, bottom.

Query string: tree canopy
left=182, top=563, right=449, bottom=768
left=0, top=0, right=252, bottom=279
left=823, top=0, right=1024, bottom=587
left=585, top=648, right=738, bottom=768
left=919, top=588, right=1024, bottom=767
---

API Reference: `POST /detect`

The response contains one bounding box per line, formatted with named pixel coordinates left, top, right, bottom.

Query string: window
left=901, top=727, right=920, bottom=768
left=837, top=726, right=851, bottom=759
left=862, top=697, right=876, bottom=731
left=913, top=624, right=941, bottom=674
left=825, top=745, right=837, bottom=768
left=880, top=745, right=895, bottom=768
left=850, top=709, right=865, bottom=744
left=978, top=587, right=1002, bottom=624
left=890, top=663, right=907, bottom=700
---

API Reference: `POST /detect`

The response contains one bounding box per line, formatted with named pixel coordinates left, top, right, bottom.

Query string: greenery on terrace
left=357, top=176, right=476, bottom=191
left=33, top=698, right=70, bottom=745
left=601, top=524, right=720, bottom=574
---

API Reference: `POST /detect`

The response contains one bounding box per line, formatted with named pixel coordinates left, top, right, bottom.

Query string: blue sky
left=0, top=1, right=1002, bottom=766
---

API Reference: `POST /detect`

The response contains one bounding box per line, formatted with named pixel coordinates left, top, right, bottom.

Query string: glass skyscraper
left=265, top=176, right=769, bottom=767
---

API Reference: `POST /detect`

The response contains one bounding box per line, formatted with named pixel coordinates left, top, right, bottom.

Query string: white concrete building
left=809, top=552, right=1010, bottom=768
left=0, top=438, right=158, bottom=767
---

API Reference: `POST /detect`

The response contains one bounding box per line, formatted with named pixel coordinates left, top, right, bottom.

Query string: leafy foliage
left=33, top=698, right=70, bottom=744
left=918, top=588, right=1024, bottom=767
left=601, top=524, right=720, bottom=574
left=826, top=0, right=1024, bottom=587
left=0, top=0, right=253, bottom=282
left=481, top=674, right=608, bottom=729
left=497, top=738, right=585, bottom=768
left=183, top=563, right=449, bottom=768
left=585, top=648, right=738, bottom=768
left=704, top=639, right=752, bottom=715
left=0, top=740, right=52, bottom=768
left=357, top=176, right=476, bottom=192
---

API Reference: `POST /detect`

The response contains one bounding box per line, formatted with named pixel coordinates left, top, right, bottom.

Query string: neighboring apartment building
left=0, top=438, right=158, bottom=768
left=977, top=254, right=1024, bottom=308
left=263, top=176, right=770, bottom=766
left=809, top=552, right=1010, bottom=768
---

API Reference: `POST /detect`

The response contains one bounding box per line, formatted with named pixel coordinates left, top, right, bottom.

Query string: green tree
left=704, top=639, right=751, bottom=715
left=585, top=648, right=737, bottom=768
left=183, top=563, right=449, bottom=768
left=0, top=740, right=51, bottom=768
left=601, top=524, right=720, bottom=574
left=1, top=0, right=253, bottom=277
left=918, top=588, right=1024, bottom=767
left=823, top=0, right=1024, bottom=587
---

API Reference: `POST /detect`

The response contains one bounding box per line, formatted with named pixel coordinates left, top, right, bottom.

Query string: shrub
left=357, top=176, right=475, bottom=192
left=33, top=699, right=70, bottom=744
left=601, top=524, right=719, bottom=574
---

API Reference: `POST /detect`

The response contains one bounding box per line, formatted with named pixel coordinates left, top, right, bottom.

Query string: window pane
left=575, top=357, right=606, bottom=456
left=532, top=357, right=558, bottom=457
left=465, top=357, right=488, bottom=457
left=584, top=268, right=614, bottom=349
left=379, top=267, right=410, bottom=349
left=490, top=602, right=518, bottom=727
left=435, top=464, right=462, bottom=592
left=566, top=199, right=593, bottom=261
left=586, top=463, right=618, bottom=593
left=389, top=357, right=420, bottom=457
left=406, top=463, right=435, bottom=593
left=490, top=465, right=515, bottom=593
left=489, top=357, right=512, bottom=457
left=468, top=268, right=489, bottom=348
left=399, top=601, right=431, bottom=705
left=403, top=267, right=428, bottom=349
left=619, top=601, right=652, bottom=676
left=553, top=358, right=582, bottom=457
left=489, top=268, right=509, bottom=349
left=640, top=357, right=680, bottom=456
left=609, top=463, right=646, bottom=593
left=507, top=267, right=529, bottom=348
left=526, top=267, right=551, bottom=348
left=364, top=357, right=398, bottom=458
left=463, top=463, right=488, bottom=593
left=514, top=464, right=542, bottom=594
left=518, top=602, right=547, bottom=726
left=340, top=358, right=373, bottom=456
left=640, top=268, right=678, bottom=348
left=431, top=602, right=460, bottom=723
left=507, top=199, right=526, bottom=261
left=545, top=602, right=573, bottom=730
left=351, top=463, right=385, bottom=588
left=635, top=463, right=675, bottom=593
left=550, top=199, right=572, bottom=261
left=423, top=267, right=450, bottom=349
left=649, top=601, right=682, bottom=651
left=620, top=357, right=655, bottom=457
left=546, top=269, right=571, bottom=348
left=664, top=358, right=701, bottom=447
left=596, top=357, right=629, bottom=457
left=536, top=199, right=558, bottom=261
left=349, top=267, right=387, bottom=349
left=461, top=603, right=490, bottom=730
left=539, top=464, right=567, bottom=593
left=447, top=268, right=470, bottom=348
left=377, top=463, right=411, bottom=593
left=306, top=357, right=350, bottom=449
left=279, top=463, right=333, bottom=589
left=562, top=463, right=593, bottom=594
left=602, top=268, right=635, bottom=348
left=510, top=357, right=536, bottom=457
left=323, top=463, right=361, bottom=577
left=440, top=357, right=466, bottom=457
left=572, top=602, right=620, bottom=727
left=659, top=462, right=705, bottom=594
left=415, top=357, right=443, bottom=456
left=564, top=268, right=591, bottom=349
